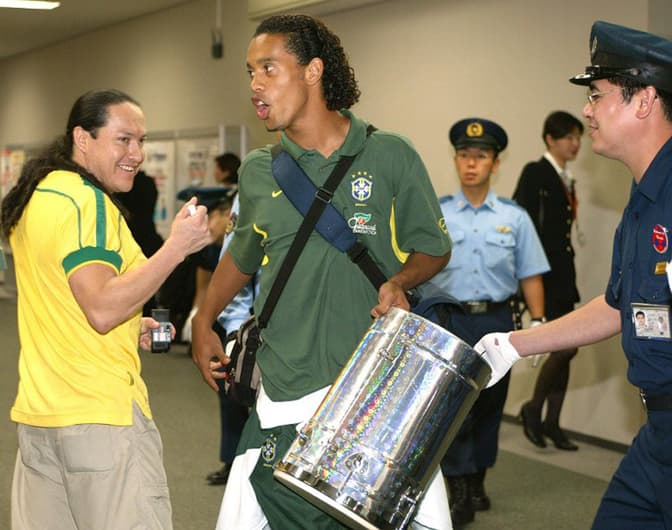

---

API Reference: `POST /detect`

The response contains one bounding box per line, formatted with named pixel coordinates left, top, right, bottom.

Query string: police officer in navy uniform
left=476, top=21, right=672, bottom=529
left=425, top=118, right=549, bottom=527
left=513, top=111, right=584, bottom=451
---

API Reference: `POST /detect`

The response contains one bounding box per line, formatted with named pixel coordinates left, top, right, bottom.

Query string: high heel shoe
left=542, top=423, right=578, bottom=451
left=519, top=403, right=546, bottom=448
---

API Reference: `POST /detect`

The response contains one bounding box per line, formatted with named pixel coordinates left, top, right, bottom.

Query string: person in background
left=205, top=190, right=256, bottom=486
left=170, top=158, right=240, bottom=342
left=214, top=152, right=241, bottom=187
left=512, top=111, right=584, bottom=451
left=1, top=89, right=211, bottom=530
left=182, top=192, right=235, bottom=343
left=191, top=14, right=453, bottom=530
left=477, top=21, right=672, bottom=528
left=116, top=169, right=164, bottom=315
left=428, top=118, right=549, bottom=527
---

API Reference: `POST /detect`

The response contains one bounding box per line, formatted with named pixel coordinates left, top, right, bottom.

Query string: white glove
left=181, top=306, right=198, bottom=343
left=667, top=261, right=672, bottom=293
left=473, top=332, right=521, bottom=388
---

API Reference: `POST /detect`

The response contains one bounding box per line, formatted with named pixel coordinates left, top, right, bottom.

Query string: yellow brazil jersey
left=10, top=170, right=150, bottom=427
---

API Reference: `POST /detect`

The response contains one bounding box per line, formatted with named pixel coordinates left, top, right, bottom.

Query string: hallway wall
left=0, top=0, right=661, bottom=444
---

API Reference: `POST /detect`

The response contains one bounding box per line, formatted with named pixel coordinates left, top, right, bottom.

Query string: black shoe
left=542, top=424, right=579, bottom=451
left=206, top=463, right=232, bottom=485
left=446, top=475, right=474, bottom=527
left=520, top=402, right=546, bottom=448
left=467, top=470, right=491, bottom=511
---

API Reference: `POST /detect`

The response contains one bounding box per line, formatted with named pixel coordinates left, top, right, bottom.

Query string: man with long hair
left=2, top=89, right=211, bottom=530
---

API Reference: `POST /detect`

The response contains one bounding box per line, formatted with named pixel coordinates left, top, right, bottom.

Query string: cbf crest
left=351, top=170, right=373, bottom=202
left=261, top=433, right=278, bottom=465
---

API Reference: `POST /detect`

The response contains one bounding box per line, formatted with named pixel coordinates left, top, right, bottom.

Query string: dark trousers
left=216, top=378, right=249, bottom=464
left=592, top=410, right=672, bottom=529
left=440, top=305, right=514, bottom=477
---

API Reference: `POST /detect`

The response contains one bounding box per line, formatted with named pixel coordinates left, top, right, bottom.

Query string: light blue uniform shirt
left=217, top=193, right=258, bottom=333
left=426, top=189, right=549, bottom=302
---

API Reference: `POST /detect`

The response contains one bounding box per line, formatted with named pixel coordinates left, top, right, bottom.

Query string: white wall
left=0, top=0, right=660, bottom=444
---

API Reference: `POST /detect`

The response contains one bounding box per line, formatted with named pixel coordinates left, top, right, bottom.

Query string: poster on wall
left=176, top=137, right=221, bottom=192
left=1, top=148, right=25, bottom=199
left=143, top=141, right=176, bottom=239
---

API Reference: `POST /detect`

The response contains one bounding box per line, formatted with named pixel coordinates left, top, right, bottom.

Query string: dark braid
left=1, top=89, right=139, bottom=240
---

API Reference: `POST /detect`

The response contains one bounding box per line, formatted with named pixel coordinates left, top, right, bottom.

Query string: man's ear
left=305, top=57, right=324, bottom=86
left=72, top=125, right=89, bottom=155
left=636, top=86, right=658, bottom=118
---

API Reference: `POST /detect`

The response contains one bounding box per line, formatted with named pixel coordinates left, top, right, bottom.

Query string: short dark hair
left=214, top=152, right=241, bottom=185
left=254, top=14, right=360, bottom=111
left=1, top=89, right=140, bottom=239
left=542, top=111, right=584, bottom=145
left=608, top=75, right=672, bottom=122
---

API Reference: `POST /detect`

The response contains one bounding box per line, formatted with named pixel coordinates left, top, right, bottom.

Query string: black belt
left=639, top=390, right=672, bottom=411
left=460, top=299, right=511, bottom=315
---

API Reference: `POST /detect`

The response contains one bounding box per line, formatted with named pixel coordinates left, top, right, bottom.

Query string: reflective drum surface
left=274, top=307, right=491, bottom=529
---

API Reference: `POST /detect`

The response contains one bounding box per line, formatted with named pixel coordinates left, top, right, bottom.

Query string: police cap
left=176, top=185, right=235, bottom=211
left=449, top=118, right=508, bottom=153
left=570, top=20, right=672, bottom=92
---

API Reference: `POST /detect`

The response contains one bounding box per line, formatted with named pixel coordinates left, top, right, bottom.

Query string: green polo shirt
left=229, top=110, right=451, bottom=401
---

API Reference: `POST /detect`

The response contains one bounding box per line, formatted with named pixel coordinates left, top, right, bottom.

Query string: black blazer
left=513, top=157, right=580, bottom=305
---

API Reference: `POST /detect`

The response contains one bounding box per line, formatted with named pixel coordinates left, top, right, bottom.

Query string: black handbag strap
left=256, top=152, right=359, bottom=329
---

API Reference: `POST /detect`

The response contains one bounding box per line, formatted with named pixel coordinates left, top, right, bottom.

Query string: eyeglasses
left=586, top=88, right=622, bottom=105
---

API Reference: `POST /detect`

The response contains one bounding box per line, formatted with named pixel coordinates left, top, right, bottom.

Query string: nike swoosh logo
left=272, top=190, right=283, bottom=198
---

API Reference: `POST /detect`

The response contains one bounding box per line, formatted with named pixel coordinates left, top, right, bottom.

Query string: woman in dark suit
left=512, top=111, right=584, bottom=451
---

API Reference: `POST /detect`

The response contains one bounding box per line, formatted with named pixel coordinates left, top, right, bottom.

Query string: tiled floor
left=498, top=419, right=623, bottom=482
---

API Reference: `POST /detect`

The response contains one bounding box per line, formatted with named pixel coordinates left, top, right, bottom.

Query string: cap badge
left=466, top=122, right=484, bottom=138
left=590, top=35, right=598, bottom=60
left=652, top=224, right=669, bottom=254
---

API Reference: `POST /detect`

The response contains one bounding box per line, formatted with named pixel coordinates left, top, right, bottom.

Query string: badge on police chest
left=631, top=303, right=671, bottom=339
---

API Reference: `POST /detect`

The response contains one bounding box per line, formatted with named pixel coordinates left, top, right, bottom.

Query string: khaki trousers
left=11, top=403, right=172, bottom=530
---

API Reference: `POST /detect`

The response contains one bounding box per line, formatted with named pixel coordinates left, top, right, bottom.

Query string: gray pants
left=12, top=403, right=172, bottom=530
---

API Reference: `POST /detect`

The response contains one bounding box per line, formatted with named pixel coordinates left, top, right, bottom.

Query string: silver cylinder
left=274, top=307, right=491, bottom=529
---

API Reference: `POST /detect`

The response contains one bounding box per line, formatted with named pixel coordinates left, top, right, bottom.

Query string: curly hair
left=254, top=15, right=360, bottom=111
left=1, top=89, right=139, bottom=239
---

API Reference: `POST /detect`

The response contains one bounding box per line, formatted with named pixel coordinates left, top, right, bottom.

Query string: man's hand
left=191, top=313, right=229, bottom=391
left=473, top=332, right=521, bottom=388
left=371, top=280, right=410, bottom=318
left=138, top=316, right=175, bottom=351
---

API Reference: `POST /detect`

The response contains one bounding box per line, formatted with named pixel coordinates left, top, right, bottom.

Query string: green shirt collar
left=279, top=109, right=368, bottom=161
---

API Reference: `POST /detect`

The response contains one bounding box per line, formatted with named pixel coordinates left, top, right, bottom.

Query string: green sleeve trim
left=63, top=246, right=122, bottom=275
left=82, top=180, right=107, bottom=247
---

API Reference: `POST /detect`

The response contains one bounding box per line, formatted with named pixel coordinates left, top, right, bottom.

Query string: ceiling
left=0, top=0, right=195, bottom=60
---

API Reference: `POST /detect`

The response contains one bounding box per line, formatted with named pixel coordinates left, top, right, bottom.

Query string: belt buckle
left=467, top=301, right=488, bottom=314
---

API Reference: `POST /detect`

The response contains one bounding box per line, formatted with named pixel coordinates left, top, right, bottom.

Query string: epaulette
left=497, top=196, right=519, bottom=207
left=439, top=195, right=454, bottom=204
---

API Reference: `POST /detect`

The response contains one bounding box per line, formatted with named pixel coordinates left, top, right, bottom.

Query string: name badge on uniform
left=631, top=303, right=671, bottom=339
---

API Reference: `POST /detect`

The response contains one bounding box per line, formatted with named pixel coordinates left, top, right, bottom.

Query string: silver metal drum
left=273, top=306, right=491, bottom=529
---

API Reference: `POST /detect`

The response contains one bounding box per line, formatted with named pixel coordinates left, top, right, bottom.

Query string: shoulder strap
left=257, top=146, right=361, bottom=329
left=271, top=125, right=387, bottom=291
